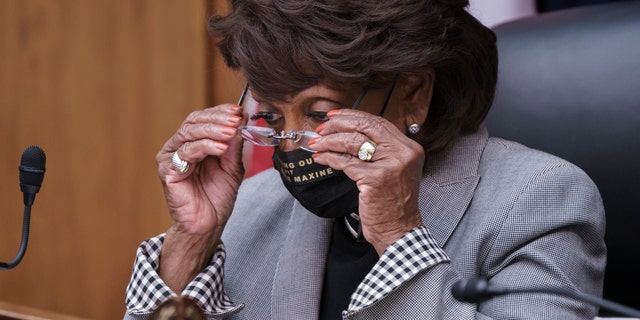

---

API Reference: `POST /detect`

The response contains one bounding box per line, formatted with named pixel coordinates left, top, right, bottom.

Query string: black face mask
left=272, top=148, right=359, bottom=219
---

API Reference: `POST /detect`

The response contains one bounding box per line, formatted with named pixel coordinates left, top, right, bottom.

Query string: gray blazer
left=221, top=126, right=606, bottom=319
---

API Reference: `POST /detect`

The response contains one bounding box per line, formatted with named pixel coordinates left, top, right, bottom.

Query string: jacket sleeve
left=346, top=163, right=606, bottom=319
left=124, top=234, right=243, bottom=319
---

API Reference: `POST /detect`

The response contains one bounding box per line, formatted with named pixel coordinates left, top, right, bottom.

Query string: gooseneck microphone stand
left=1, top=146, right=46, bottom=270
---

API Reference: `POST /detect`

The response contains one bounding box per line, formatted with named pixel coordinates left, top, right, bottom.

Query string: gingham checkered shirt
left=125, top=234, right=244, bottom=318
left=125, top=226, right=449, bottom=317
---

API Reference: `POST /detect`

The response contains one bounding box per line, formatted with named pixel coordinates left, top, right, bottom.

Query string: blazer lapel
left=268, top=127, right=488, bottom=317
left=419, top=127, right=488, bottom=246
left=270, top=201, right=332, bottom=319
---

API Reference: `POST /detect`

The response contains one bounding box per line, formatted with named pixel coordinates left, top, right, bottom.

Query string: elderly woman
left=125, top=1, right=606, bottom=319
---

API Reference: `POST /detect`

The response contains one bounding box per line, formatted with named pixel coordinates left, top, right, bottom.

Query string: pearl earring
left=408, top=123, right=420, bottom=135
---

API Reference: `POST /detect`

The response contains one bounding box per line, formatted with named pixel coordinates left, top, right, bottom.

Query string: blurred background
left=0, top=0, right=628, bottom=319
left=0, top=1, right=243, bottom=319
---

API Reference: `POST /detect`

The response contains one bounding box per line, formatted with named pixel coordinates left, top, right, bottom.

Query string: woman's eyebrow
left=305, top=96, right=349, bottom=107
left=253, top=89, right=355, bottom=108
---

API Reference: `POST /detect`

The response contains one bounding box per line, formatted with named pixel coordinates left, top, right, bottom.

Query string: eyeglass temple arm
left=351, top=87, right=367, bottom=110
left=237, top=84, right=249, bottom=105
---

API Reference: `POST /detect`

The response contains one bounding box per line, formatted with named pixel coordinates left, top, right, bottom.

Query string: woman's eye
left=306, top=111, right=329, bottom=122
left=250, top=112, right=282, bottom=124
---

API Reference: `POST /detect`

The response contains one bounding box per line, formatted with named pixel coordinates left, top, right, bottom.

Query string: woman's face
left=242, top=84, right=405, bottom=152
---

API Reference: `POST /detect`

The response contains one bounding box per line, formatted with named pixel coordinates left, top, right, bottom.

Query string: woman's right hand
left=156, top=103, right=245, bottom=292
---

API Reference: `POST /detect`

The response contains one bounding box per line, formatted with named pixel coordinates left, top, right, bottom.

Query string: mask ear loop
left=350, top=78, right=396, bottom=114
left=342, top=87, right=370, bottom=242
left=351, top=86, right=368, bottom=110
left=344, top=79, right=397, bottom=242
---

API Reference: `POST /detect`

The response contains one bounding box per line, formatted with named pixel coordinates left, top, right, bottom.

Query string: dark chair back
left=485, top=1, right=640, bottom=315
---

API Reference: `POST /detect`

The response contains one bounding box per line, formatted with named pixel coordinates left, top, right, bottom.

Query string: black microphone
left=19, top=145, right=47, bottom=206
left=452, top=278, right=640, bottom=318
left=1, top=146, right=46, bottom=270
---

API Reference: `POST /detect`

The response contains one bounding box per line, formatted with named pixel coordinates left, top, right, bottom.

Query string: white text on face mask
left=279, top=167, right=335, bottom=183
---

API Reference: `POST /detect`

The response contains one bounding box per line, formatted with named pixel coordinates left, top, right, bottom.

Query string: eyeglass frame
left=236, top=82, right=394, bottom=152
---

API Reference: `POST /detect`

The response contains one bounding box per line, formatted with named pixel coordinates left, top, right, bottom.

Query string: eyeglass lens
left=239, top=126, right=319, bottom=152
left=237, top=88, right=320, bottom=151
left=236, top=84, right=367, bottom=152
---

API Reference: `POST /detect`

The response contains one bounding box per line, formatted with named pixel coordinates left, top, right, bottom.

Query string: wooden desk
left=0, top=301, right=90, bottom=320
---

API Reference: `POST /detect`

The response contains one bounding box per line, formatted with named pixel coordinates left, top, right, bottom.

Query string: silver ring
left=171, top=151, right=190, bottom=174
left=358, top=141, right=377, bottom=162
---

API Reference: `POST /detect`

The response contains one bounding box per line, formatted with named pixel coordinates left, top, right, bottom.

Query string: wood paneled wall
left=0, top=1, right=242, bottom=319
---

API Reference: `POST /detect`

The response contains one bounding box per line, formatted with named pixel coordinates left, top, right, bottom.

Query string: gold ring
left=358, top=141, right=377, bottom=162
left=171, top=151, right=190, bottom=174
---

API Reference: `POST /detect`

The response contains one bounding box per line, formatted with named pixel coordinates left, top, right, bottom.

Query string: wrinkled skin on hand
left=156, top=103, right=246, bottom=292
left=310, top=109, right=425, bottom=254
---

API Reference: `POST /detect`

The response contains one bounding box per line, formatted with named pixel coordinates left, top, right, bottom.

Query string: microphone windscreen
left=451, top=279, right=469, bottom=301
left=19, top=145, right=46, bottom=187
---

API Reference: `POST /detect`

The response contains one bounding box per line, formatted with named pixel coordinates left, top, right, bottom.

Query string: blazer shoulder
left=483, top=137, right=589, bottom=175
left=479, top=137, right=600, bottom=197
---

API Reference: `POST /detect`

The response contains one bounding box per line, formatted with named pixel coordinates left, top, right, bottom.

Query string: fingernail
left=315, top=122, right=327, bottom=133
left=228, top=115, right=242, bottom=123
left=216, top=142, right=229, bottom=151
left=221, top=126, right=236, bottom=136
left=311, top=152, right=320, bottom=159
left=308, top=137, right=320, bottom=145
left=230, top=104, right=243, bottom=112
left=327, top=109, right=341, bottom=117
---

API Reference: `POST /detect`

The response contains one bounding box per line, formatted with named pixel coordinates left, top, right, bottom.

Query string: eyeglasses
left=239, top=125, right=320, bottom=152
left=236, top=85, right=367, bottom=152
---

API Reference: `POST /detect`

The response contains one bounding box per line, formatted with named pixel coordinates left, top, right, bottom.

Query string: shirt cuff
left=347, top=225, right=450, bottom=311
left=125, top=234, right=243, bottom=317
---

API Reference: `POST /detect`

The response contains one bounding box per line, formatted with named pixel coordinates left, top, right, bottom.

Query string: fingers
left=311, top=109, right=423, bottom=172
left=157, top=103, right=245, bottom=176
left=167, top=104, right=243, bottom=151
left=317, top=109, right=406, bottom=143
left=311, top=109, right=425, bottom=253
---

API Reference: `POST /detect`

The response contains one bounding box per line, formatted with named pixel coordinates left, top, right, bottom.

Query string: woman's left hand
left=310, top=109, right=425, bottom=254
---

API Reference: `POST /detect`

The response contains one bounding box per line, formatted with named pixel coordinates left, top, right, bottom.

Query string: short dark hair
left=208, top=0, right=497, bottom=153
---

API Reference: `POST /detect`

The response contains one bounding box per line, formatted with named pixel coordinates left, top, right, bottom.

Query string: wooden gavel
left=149, top=296, right=206, bottom=320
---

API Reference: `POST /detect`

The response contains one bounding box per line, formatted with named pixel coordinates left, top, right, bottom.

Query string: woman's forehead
left=248, top=83, right=360, bottom=104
